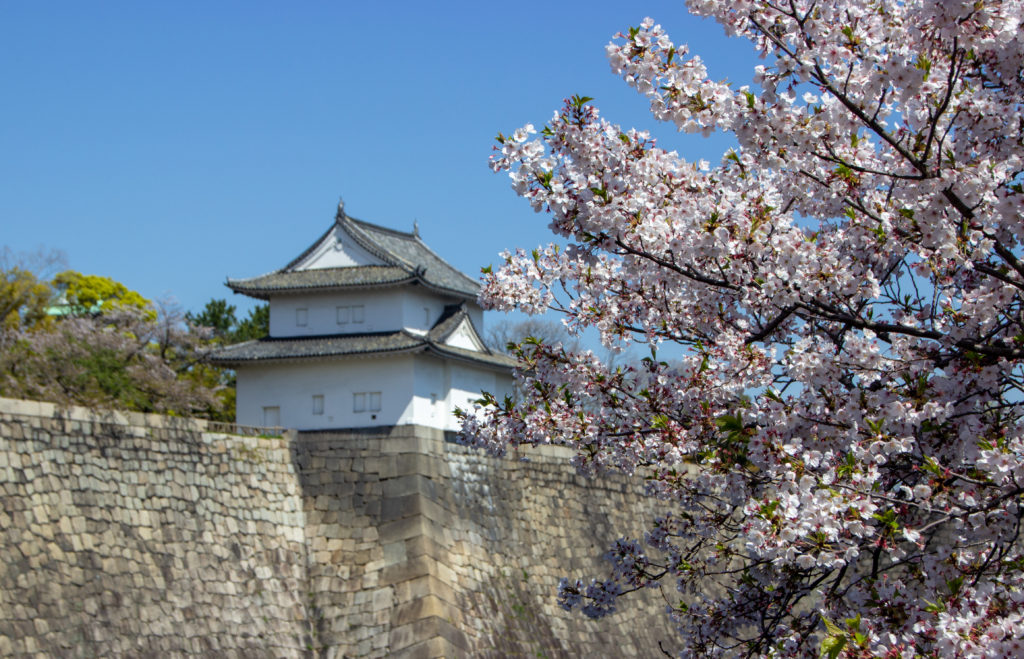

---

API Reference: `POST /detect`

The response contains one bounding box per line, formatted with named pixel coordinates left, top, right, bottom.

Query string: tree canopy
left=186, top=298, right=268, bottom=344
left=0, top=258, right=229, bottom=419
left=463, top=1, right=1024, bottom=656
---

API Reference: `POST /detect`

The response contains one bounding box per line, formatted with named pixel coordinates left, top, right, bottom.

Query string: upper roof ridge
left=233, top=201, right=481, bottom=300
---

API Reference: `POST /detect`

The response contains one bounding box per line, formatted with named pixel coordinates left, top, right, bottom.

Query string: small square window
left=336, top=306, right=349, bottom=324
left=296, top=308, right=308, bottom=326
left=262, top=406, right=280, bottom=427
left=369, top=392, right=381, bottom=412
left=312, top=395, right=324, bottom=415
left=352, top=305, right=365, bottom=323
left=353, top=393, right=366, bottom=413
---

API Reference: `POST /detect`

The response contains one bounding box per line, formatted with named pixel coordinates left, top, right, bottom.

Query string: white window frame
left=336, top=306, right=349, bottom=325
left=312, top=395, right=324, bottom=415
left=351, top=304, right=365, bottom=324
left=353, top=393, right=366, bottom=413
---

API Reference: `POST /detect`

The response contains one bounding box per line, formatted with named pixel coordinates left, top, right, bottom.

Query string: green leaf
left=820, top=616, right=847, bottom=659
left=715, top=413, right=744, bottom=432
left=570, top=94, right=594, bottom=108
left=915, top=54, right=932, bottom=80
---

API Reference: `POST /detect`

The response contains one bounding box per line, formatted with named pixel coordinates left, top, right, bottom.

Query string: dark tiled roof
left=427, top=343, right=518, bottom=369
left=210, top=331, right=423, bottom=364
left=426, top=304, right=467, bottom=343
left=227, top=266, right=413, bottom=299
left=346, top=217, right=481, bottom=297
left=228, top=211, right=480, bottom=300
left=212, top=334, right=516, bottom=372
left=211, top=303, right=518, bottom=371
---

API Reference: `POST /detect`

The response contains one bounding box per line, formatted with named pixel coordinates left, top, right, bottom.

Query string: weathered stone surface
left=1, top=397, right=677, bottom=657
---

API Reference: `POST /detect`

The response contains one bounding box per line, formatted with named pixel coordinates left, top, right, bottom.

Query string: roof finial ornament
left=336, top=197, right=345, bottom=220
left=413, top=219, right=420, bottom=237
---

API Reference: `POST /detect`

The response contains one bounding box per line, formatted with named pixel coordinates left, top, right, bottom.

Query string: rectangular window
left=424, top=307, right=431, bottom=325
left=369, top=392, right=381, bottom=412
left=336, top=306, right=349, bottom=324
left=262, top=406, right=280, bottom=427
left=353, top=393, right=366, bottom=413
left=351, top=304, right=365, bottom=323
left=312, top=395, right=324, bottom=415
left=296, top=308, right=308, bottom=326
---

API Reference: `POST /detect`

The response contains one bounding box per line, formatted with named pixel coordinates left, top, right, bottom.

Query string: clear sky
left=1, top=1, right=759, bottom=322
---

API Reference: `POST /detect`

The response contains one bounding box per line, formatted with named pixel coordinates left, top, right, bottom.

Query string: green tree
left=187, top=299, right=267, bottom=343
left=0, top=247, right=65, bottom=329
left=0, top=257, right=229, bottom=419
left=230, top=304, right=268, bottom=342
left=52, top=270, right=152, bottom=316
left=186, top=298, right=238, bottom=341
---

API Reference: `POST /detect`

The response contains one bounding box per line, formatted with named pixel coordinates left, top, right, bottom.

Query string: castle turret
left=212, top=204, right=515, bottom=431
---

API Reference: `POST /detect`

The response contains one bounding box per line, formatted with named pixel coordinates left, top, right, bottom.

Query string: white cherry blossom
left=463, top=2, right=1024, bottom=656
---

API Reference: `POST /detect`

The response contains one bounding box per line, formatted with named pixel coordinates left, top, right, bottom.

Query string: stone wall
left=0, top=398, right=677, bottom=657
left=0, top=398, right=309, bottom=658
left=296, top=428, right=677, bottom=658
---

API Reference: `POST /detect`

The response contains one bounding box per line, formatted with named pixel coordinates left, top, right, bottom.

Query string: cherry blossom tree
left=460, top=1, right=1024, bottom=656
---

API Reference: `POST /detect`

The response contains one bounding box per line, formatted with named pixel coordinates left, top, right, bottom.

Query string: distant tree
left=0, top=306, right=220, bottom=415
left=186, top=298, right=238, bottom=341
left=182, top=299, right=269, bottom=422
left=187, top=299, right=268, bottom=344
left=52, top=270, right=152, bottom=316
left=230, top=303, right=269, bottom=342
left=486, top=317, right=583, bottom=354
left=0, top=257, right=228, bottom=418
left=0, top=247, right=65, bottom=329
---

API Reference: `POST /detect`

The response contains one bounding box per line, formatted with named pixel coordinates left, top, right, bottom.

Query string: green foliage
left=186, top=298, right=237, bottom=339
left=52, top=270, right=153, bottom=317
left=232, top=304, right=269, bottom=342
left=1, top=266, right=52, bottom=329
left=0, top=254, right=230, bottom=420
left=188, top=298, right=268, bottom=343
left=0, top=247, right=65, bottom=330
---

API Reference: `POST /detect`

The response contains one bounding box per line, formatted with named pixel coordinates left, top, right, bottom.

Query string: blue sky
left=2, top=1, right=759, bottom=324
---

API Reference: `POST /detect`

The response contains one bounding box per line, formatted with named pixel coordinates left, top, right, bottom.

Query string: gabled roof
left=211, top=303, right=517, bottom=371
left=225, top=266, right=414, bottom=297
left=227, top=206, right=481, bottom=300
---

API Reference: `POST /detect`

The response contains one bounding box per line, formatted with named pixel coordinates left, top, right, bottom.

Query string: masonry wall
left=0, top=398, right=310, bottom=658
left=0, top=398, right=677, bottom=658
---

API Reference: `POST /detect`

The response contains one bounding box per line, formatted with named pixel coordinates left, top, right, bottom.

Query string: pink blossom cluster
left=461, top=1, right=1024, bottom=656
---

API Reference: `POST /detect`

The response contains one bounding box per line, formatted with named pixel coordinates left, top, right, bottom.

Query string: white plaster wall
left=411, top=356, right=513, bottom=431
left=444, top=320, right=484, bottom=351
left=400, top=290, right=461, bottom=335
left=447, top=363, right=510, bottom=431
left=235, top=352, right=513, bottom=432
left=235, top=355, right=416, bottom=430
left=411, top=356, right=447, bottom=428
left=269, top=290, right=406, bottom=337
left=290, top=225, right=385, bottom=270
